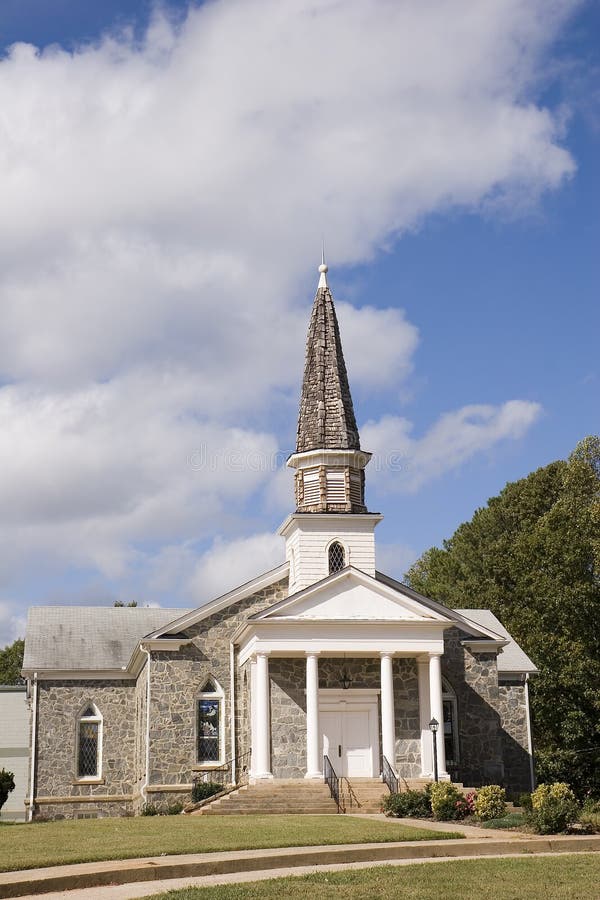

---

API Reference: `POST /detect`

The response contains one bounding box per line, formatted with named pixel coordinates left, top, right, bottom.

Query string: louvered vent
left=302, top=469, right=320, bottom=505
left=326, top=471, right=346, bottom=504
left=349, top=471, right=362, bottom=505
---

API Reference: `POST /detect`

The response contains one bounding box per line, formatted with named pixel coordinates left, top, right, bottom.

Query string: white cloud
left=0, top=0, right=574, bottom=625
left=0, top=374, right=278, bottom=580
left=0, top=600, right=26, bottom=647
left=362, top=400, right=543, bottom=493
left=187, top=533, right=285, bottom=603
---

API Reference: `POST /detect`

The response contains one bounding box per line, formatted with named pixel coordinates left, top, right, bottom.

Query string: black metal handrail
left=192, top=749, right=251, bottom=789
left=323, top=754, right=341, bottom=813
left=382, top=755, right=398, bottom=795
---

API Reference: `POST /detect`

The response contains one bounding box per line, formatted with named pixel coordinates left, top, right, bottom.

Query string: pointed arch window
left=77, top=703, right=102, bottom=780
left=328, top=541, right=345, bottom=574
left=197, top=678, right=224, bottom=765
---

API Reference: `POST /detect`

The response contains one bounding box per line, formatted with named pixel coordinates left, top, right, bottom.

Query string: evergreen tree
left=0, top=638, right=24, bottom=685
left=407, top=436, right=600, bottom=795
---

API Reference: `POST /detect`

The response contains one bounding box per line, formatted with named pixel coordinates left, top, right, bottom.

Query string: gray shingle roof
left=296, top=283, right=360, bottom=452
left=23, top=606, right=192, bottom=672
left=455, top=609, right=538, bottom=674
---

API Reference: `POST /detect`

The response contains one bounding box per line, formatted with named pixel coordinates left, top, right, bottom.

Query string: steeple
left=296, top=256, right=361, bottom=453
left=287, top=260, right=372, bottom=515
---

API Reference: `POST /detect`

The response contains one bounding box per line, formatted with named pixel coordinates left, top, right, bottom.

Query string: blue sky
left=0, top=0, right=598, bottom=642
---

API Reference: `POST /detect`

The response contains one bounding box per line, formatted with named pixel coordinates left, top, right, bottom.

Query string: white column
left=380, top=653, right=396, bottom=770
left=253, top=653, right=273, bottom=779
left=305, top=653, right=322, bottom=779
left=417, top=658, right=432, bottom=777
left=249, top=657, right=258, bottom=777
left=429, top=653, right=449, bottom=779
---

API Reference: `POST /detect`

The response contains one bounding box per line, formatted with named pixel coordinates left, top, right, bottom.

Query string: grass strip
left=147, top=853, right=600, bottom=899
left=0, top=815, right=458, bottom=872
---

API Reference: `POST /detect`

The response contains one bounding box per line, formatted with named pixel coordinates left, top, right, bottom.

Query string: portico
left=236, top=566, right=459, bottom=783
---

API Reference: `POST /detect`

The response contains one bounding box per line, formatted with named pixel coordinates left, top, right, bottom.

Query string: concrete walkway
left=1, top=833, right=599, bottom=900
left=10, top=850, right=600, bottom=900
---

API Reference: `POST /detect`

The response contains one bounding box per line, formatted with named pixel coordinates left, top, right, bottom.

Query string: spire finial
left=318, top=241, right=328, bottom=288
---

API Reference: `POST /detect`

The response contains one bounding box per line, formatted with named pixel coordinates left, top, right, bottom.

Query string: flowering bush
left=528, top=782, right=579, bottom=834
left=429, top=782, right=466, bottom=820
left=473, top=785, right=506, bottom=821
left=455, top=790, right=477, bottom=819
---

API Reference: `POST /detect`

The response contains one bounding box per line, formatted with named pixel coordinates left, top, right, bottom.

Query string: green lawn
left=0, top=815, right=458, bottom=872
left=148, top=854, right=600, bottom=899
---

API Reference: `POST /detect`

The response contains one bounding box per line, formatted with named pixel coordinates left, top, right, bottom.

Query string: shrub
left=528, top=782, right=580, bottom=834
left=429, top=782, right=466, bottom=820
left=141, top=803, right=159, bottom=816
left=474, top=785, right=506, bottom=822
left=191, top=781, right=222, bottom=803
left=166, top=802, right=184, bottom=815
left=0, top=770, right=15, bottom=812
left=517, top=792, right=532, bottom=811
left=382, top=789, right=431, bottom=819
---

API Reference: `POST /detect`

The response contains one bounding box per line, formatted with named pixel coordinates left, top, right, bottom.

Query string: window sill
left=72, top=777, right=105, bottom=785
left=192, top=763, right=226, bottom=771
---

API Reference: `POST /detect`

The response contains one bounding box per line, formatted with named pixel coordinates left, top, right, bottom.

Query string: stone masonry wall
left=392, top=658, right=421, bottom=779
left=269, top=658, right=306, bottom=778
left=34, top=679, right=136, bottom=820
left=497, top=680, right=531, bottom=795
left=148, top=578, right=288, bottom=795
left=443, top=629, right=504, bottom=787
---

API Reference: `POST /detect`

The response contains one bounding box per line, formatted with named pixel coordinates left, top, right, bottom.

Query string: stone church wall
left=146, top=577, right=288, bottom=807
left=496, top=680, right=531, bottom=795
left=442, top=629, right=505, bottom=787
left=33, top=679, right=136, bottom=820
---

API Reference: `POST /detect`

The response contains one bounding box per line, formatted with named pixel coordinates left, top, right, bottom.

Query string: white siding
left=0, top=688, right=29, bottom=821
left=284, top=515, right=380, bottom=594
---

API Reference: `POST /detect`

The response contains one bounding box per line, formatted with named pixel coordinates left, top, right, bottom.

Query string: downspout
left=140, top=646, right=151, bottom=806
left=229, top=642, right=236, bottom=784
left=28, top=673, right=38, bottom=822
left=524, top=673, right=535, bottom=791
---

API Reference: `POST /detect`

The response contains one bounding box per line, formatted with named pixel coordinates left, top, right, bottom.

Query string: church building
left=22, top=261, right=537, bottom=819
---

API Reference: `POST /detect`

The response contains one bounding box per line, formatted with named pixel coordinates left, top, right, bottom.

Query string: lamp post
left=428, top=718, right=439, bottom=783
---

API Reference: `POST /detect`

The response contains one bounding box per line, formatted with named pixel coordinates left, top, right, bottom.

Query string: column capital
left=305, top=650, right=321, bottom=658
left=379, top=651, right=395, bottom=660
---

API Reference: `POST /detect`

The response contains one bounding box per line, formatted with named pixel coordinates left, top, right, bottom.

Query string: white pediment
left=255, top=568, right=452, bottom=623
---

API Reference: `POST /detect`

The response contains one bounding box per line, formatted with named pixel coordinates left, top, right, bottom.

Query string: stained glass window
left=197, top=679, right=223, bottom=764
left=77, top=704, right=101, bottom=778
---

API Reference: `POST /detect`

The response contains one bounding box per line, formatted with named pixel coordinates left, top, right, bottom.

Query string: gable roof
left=22, top=606, right=192, bottom=674
left=146, top=562, right=289, bottom=638
left=250, top=566, right=452, bottom=623
left=455, top=609, right=538, bottom=674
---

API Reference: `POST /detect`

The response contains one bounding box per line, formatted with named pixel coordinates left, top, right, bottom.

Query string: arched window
left=77, top=703, right=102, bottom=779
left=197, top=677, right=224, bottom=765
left=442, top=678, right=459, bottom=766
left=328, top=541, right=345, bottom=574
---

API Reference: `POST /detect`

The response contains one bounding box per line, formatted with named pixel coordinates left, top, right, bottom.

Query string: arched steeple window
left=328, top=541, right=345, bottom=574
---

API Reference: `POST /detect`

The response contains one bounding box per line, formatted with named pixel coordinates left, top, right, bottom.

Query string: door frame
left=319, top=689, right=380, bottom=778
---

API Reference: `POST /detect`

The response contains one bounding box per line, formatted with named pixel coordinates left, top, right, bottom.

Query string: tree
left=407, top=436, right=600, bottom=796
left=0, top=769, right=15, bottom=813
left=113, top=601, right=138, bottom=607
left=0, top=638, right=25, bottom=685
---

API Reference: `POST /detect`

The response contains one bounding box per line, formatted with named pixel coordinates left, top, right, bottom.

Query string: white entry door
left=321, top=699, right=378, bottom=778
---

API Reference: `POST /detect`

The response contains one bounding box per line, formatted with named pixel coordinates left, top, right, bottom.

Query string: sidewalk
left=1, top=833, right=599, bottom=900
